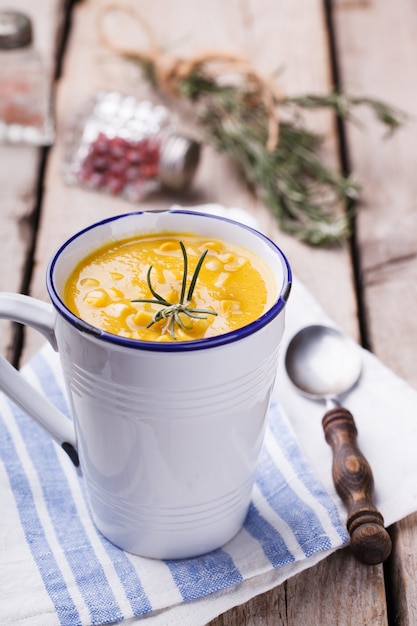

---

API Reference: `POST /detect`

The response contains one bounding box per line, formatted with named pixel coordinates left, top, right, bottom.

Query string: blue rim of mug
left=47, top=210, right=292, bottom=352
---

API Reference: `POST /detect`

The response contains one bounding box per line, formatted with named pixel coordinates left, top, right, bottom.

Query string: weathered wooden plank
left=332, top=0, right=417, bottom=386
left=0, top=146, right=40, bottom=359
left=332, top=0, right=417, bottom=624
left=285, top=549, right=388, bottom=626
left=27, top=1, right=387, bottom=625
left=206, top=583, right=288, bottom=626
left=0, top=0, right=66, bottom=360
left=389, top=514, right=417, bottom=624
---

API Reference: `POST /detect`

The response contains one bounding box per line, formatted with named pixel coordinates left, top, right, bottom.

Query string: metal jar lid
left=158, top=134, right=201, bottom=191
left=0, top=10, right=32, bottom=50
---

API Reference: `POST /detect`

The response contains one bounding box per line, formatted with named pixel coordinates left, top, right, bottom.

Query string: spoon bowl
left=285, top=324, right=362, bottom=404
left=285, top=324, right=392, bottom=565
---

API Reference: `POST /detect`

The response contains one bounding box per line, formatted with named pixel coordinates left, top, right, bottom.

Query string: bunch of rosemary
left=98, top=4, right=405, bottom=247
left=138, top=59, right=405, bottom=246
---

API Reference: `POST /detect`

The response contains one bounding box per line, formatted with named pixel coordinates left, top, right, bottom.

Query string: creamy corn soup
left=63, top=233, right=275, bottom=342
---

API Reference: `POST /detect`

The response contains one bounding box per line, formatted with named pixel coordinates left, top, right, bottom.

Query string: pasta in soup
left=63, top=233, right=275, bottom=342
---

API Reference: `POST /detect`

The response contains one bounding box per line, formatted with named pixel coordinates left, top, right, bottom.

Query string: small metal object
left=158, top=133, right=201, bottom=191
left=0, top=10, right=32, bottom=49
left=285, top=324, right=392, bottom=565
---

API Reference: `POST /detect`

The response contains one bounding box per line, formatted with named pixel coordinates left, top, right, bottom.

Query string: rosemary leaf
left=179, top=241, right=188, bottom=304
left=187, top=248, right=209, bottom=301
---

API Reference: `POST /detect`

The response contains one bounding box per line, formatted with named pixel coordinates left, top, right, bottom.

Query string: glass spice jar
left=63, top=91, right=201, bottom=201
left=0, top=9, right=54, bottom=145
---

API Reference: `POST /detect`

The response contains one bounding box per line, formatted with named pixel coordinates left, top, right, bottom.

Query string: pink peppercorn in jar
left=63, top=91, right=201, bottom=201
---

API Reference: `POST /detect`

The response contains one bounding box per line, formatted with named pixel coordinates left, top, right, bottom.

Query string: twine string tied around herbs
left=98, top=3, right=283, bottom=151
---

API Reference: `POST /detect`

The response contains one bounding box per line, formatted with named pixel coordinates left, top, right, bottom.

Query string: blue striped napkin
left=0, top=342, right=348, bottom=626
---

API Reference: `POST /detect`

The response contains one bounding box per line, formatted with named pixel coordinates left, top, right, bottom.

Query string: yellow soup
left=63, top=233, right=275, bottom=342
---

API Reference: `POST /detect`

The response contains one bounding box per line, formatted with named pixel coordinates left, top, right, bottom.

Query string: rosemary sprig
left=132, top=241, right=217, bottom=339
left=187, top=81, right=405, bottom=246
left=135, top=58, right=406, bottom=246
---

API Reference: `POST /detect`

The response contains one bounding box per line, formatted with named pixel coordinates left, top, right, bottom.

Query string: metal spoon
left=285, top=324, right=392, bottom=565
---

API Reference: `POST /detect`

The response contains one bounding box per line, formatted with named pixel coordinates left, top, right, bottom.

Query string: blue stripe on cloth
left=244, top=502, right=295, bottom=567
left=0, top=410, right=82, bottom=625
left=33, top=352, right=153, bottom=619
left=165, top=549, right=243, bottom=602
left=268, top=399, right=348, bottom=545
left=255, top=446, right=333, bottom=557
left=98, top=539, right=152, bottom=616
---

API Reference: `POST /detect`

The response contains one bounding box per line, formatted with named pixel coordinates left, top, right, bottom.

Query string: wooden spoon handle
left=322, top=406, right=392, bottom=565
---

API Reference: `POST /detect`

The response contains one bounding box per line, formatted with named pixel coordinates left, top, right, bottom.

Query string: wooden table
left=1, top=0, right=417, bottom=623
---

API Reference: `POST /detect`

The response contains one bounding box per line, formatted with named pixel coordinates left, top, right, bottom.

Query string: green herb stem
left=132, top=242, right=217, bottom=339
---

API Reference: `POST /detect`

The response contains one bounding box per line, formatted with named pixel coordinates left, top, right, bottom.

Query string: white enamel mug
left=0, top=210, right=291, bottom=559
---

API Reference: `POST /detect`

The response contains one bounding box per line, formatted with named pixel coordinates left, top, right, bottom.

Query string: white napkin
left=1, top=204, right=417, bottom=626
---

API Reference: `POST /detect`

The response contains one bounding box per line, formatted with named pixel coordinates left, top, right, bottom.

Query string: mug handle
left=0, top=293, right=79, bottom=467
